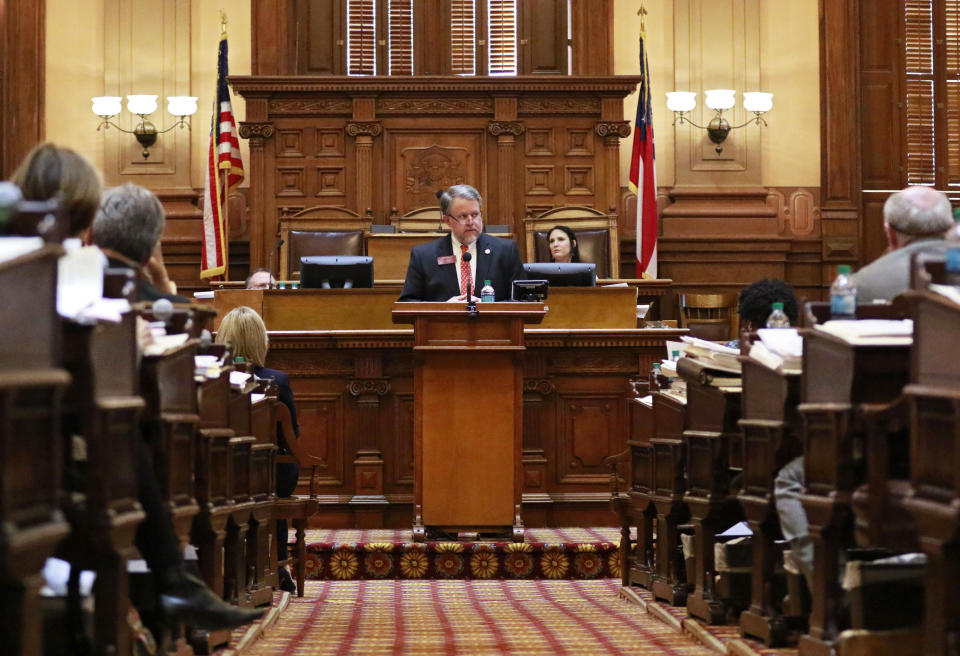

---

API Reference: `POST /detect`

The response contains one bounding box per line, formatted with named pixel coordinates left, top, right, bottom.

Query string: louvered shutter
left=488, top=0, right=517, bottom=76
left=946, top=0, right=960, bottom=186
left=348, top=0, right=376, bottom=75
left=451, top=0, right=476, bottom=75
left=388, top=0, right=413, bottom=75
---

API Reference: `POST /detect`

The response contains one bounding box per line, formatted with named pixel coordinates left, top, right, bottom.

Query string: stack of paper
left=680, top=335, right=741, bottom=373
left=813, top=319, right=913, bottom=346
left=750, top=328, right=803, bottom=373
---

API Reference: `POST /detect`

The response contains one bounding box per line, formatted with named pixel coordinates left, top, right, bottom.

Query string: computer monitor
left=522, top=262, right=596, bottom=287
left=300, top=255, right=374, bottom=289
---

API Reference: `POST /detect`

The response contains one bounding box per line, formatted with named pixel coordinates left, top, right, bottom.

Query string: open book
left=749, top=328, right=803, bottom=374
left=813, top=319, right=913, bottom=346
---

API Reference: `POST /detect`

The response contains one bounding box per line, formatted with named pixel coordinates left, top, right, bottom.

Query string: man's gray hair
left=883, top=186, right=954, bottom=239
left=92, top=183, right=166, bottom=264
left=439, top=184, right=482, bottom=215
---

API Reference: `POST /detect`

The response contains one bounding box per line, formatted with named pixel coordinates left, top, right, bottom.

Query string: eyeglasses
left=445, top=211, right=482, bottom=225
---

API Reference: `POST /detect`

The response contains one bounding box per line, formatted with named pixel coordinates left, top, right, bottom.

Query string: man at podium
left=398, top=184, right=522, bottom=302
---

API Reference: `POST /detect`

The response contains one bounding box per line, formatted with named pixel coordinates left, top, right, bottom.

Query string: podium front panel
left=420, top=352, right=516, bottom=526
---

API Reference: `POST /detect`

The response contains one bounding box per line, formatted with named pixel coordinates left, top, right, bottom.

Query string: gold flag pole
left=220, top=9, right=230, bottom=280
left=637, top=0, right=647, bottom=32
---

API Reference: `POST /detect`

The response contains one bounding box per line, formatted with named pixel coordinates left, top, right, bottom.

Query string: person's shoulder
left=480, top=232, right=517, bottom=250
left=410, top=234, right=448, bottom=255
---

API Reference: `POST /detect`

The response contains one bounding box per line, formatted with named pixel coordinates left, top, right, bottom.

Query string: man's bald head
left=883, top=186, right=954, bottom=247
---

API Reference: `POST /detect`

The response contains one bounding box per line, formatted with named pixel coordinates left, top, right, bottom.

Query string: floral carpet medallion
left=303, top=527, right=623, bottom=581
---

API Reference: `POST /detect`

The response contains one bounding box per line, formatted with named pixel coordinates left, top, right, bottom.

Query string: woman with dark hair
left=548, top=225, right=580, bottom=263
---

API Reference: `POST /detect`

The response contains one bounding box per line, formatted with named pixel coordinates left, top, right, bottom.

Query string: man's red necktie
left=459, top=243, right=471, bottom=296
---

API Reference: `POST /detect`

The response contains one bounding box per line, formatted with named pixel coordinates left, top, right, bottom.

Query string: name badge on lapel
left=437, top=255, right=456, bottom=265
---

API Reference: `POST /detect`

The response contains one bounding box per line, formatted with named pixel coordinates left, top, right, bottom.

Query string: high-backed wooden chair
left=678, top=293, right=739, bottom=342
left=389, top=206, right=446, bottom=233
left=523, top=206, right=619, bottom=279
left=277, top=206, right=373, bottom=280
left=270, top=401, right=318, bottom=598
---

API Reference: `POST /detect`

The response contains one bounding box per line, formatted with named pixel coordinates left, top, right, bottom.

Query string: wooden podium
left=392, top=302, right=545, bottom=542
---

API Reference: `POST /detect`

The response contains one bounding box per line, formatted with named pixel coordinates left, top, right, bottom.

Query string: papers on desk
left=813, top=319, right=913, bottom=346
left=142, top=333, right=190, bottom=356
left=679, top=335, right=741, bottom=373
left=929, top=284, right=960, bottom=307
left=251, top=393, right=266, bottom=404
left=193, top=290, right=215, bottom=300
left=0, top=236, right=43, bottom=263
left=749, top=328, right=803, bottom=374
left=57, top=242, right=105, bottom=320
left=229, top=370, right=252, bottom=389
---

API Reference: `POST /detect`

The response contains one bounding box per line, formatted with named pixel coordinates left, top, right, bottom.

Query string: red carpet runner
left=304, top=528, right=623, bottom=581
left=244, top=579, right=716, bottom=656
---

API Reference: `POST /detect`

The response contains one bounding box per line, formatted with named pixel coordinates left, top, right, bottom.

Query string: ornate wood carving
left=594, top=121, right=631, bottom=138
left=268, top=99, right=352, bottom=114
left=487, top=121, right=526, bottom=136
left=238, top=122, right=276, bottom=140
left=518, top=97, right=602, bottom=114
left=345, top=122, right=383, bottom=137
left=379, top=98, right=494, bottom=114
left=524, top=378, right=556, bottom=395
left=348, top=378, right=391, bottom=400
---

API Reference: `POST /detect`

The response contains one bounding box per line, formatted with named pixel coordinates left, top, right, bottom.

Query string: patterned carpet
left=243, top=578, right=716, bottom=656
left=304, top=528, right=624, bottom=581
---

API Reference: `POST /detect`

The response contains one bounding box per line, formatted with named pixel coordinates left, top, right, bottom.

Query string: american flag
left=628, top=30, right=657, bottom=279
left=201, top=31, right=244, bottom=279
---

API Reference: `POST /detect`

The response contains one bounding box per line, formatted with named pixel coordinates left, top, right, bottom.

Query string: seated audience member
left=851, top=185, right=954, bottom=302
left=398, top=184, right=523, bottom=302
left=91, top=183, right=189, bottom=303
left=10, top=142, right=102, bottom=241
left=10, top=144, right=262, bottom=629
left=727, top=278, right=799, bottom=348
left=215, top=306, right=300, bottom=593
left=246, top=267, right=276, bottom=290
left=547, top=225, right=581, bottom=263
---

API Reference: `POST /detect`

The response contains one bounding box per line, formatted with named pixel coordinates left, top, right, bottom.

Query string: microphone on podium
left=463, top=251, right=477, bottom=318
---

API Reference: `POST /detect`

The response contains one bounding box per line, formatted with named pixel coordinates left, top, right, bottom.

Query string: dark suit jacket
left=106, top=257, right=190, bottom=304
left=398, top=232, right=523, bottom=302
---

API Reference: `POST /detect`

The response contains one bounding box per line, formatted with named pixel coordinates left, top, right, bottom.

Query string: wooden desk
left=213, top=286, right=640, bottom=331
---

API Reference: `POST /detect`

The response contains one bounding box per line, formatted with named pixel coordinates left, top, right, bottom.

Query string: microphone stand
left=463, top=251, right=477, bottom=319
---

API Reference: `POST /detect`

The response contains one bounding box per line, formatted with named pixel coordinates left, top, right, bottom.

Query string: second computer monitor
left=522, top=262, right=597, bottom=287
left=300, top=255, right=374, bottom=289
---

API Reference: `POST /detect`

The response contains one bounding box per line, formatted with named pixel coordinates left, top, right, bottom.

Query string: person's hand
left=143, top=242, right=176, bottom=295
left=446, top=293, right=481, bottom=303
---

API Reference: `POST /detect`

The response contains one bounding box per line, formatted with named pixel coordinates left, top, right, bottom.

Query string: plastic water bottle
left=766, top=302, right=791, bottom=328
left=648, top=362, right=661, bottom=392
left=830, top=265, right=857, bottom=319
left=480, top=279, right=495, bottom=303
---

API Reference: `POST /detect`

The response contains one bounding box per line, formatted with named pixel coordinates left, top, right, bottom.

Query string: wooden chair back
left=277, top=206, right=373, bottom=280
left=523, top=206, right=619, bottom=279
left=679, top=292, right=739, bottom=341
left=389, top=206, right=446, bottom=233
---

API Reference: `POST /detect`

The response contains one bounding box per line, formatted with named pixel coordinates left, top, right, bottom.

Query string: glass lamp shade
left=704, top=89, right=736, bottom=111
left=91, top=96, right=122, bottom=117
left=743, top=92, right=773, bottom=113
left=167, top=96, right=198, bottom=117
left=126, top=95, right=158, bottom=116
left=666, top=91, right=697, bottom=113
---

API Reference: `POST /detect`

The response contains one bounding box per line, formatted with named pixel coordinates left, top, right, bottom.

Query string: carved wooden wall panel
left=555, top=392, right=623, bottom=486
left=298, top=393, right=346, bottom=486
left=232, top=76, right=641, bottom=268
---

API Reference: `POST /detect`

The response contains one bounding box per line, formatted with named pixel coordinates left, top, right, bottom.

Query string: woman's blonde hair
left=215, top=306, right=268, bottom=366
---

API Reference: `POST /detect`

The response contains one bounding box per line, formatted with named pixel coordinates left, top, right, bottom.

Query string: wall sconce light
left=91, top=95, right=198, bottom=159
left=666, top=89, right=772, bottom=153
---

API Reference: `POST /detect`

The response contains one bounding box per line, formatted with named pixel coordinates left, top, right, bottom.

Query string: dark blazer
left=106, top=257, right=190, bottom=304
left=398, top=232, right=523, bottom=302
left=253, top=366, right=300, bottom=440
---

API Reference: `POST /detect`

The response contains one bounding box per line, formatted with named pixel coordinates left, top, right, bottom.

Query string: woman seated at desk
left=546, top=225, right=581, bottom=263
left=215, top=306, right=301, bottom=594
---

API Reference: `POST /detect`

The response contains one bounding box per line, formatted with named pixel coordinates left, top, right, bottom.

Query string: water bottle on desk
left=648, top=362, right=662, bottom=393
left=766, top=302, right=790, bottom=328
left=830, top=265, right=857, bottom=319
left=480, top=279, right=495, bottom=303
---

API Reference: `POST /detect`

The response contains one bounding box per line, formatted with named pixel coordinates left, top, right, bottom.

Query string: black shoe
left=277, top=567, right=296, bottom=594
left=425, top=528, right=459, bottom=541
left=158, top=565, right=264, bottom=631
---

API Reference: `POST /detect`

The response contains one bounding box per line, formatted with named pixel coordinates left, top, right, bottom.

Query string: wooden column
left=1, top=0, right=45, bottom=177
left=347, top=121, right=381, bottom=218
left=238, top=116, right=274, bottom=271
left=348, top=354, right=390, bottom=527
left=818, top=0, right=860, bottom=276
left=597, top=121, right=631, bottom=213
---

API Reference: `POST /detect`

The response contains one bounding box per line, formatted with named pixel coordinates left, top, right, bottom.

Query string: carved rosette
left=487, top=121, right=525, bottom=137
left=345, top=122, right=383, bottom=138
left=594, top=121, right=631, bottom=138
left=524, top=378, right=555, bottom=395
left=238, top=122, right=275, bottom=140
left=348, top=378, right=391, bottom=397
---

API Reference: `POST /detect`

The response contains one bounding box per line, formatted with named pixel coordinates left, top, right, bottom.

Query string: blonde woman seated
left=216, top=306, right=300, bottom=593
left=547, top=225, right=581, bottom=263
